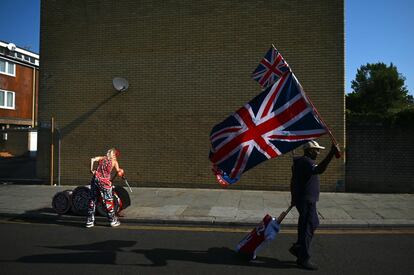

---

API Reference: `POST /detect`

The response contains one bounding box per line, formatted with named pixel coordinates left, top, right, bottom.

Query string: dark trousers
left=295, top=201, right=319, bottom=261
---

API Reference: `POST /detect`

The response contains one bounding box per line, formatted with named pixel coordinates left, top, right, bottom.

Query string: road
left=0, top=218, right=413, bottom=275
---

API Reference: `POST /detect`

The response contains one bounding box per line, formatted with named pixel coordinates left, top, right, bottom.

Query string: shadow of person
left=133, top=246, right=296, bottom=269
left=14, top=240, right=136, bottom=265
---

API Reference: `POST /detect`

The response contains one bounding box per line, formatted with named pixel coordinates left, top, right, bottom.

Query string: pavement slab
left=0, top=184, right=413, bottom=227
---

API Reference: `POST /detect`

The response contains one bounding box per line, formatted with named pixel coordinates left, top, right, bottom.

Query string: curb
left=1, top=212, right=414, bottom=229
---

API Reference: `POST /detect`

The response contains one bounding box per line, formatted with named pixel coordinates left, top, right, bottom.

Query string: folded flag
left=209, top=46, right=328, bottom=185
left=236, top=214, right=280, bottom=260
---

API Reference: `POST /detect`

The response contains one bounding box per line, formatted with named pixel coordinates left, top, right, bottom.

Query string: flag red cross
left=258, top=54, right=287, bottom=87
left=210, top=78, right=310, bottom=177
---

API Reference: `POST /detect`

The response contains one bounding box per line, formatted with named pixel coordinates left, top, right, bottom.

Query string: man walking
left=289, top=140, right=339, bottom=270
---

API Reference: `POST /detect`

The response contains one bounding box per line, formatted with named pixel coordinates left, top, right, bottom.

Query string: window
left=0, top=89, right=15, bottom=109
left=0, top=58, right=15, bottom=76
left=7, top=62, right=15, bottom=75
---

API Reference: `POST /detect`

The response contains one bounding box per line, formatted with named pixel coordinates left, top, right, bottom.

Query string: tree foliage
left=346, top=62, right=411, bottom=114
left=346, top=62, right=414, bottom=127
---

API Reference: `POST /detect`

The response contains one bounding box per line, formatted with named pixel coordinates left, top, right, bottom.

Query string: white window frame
left=0, top=58, right=16, bottom=77
left=0, top=89, right=15, bottom=110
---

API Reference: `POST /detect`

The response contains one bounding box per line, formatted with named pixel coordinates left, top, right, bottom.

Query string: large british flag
left=209, top=48, right=328, bottom=184
left=251, top=45, right=290, bottom=90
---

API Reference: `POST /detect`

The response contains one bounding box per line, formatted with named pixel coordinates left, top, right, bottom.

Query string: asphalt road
left=0, top=218, right=413, bottom=275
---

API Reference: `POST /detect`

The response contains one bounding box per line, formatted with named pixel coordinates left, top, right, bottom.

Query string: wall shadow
left=60, top=92, right=121, bottom=138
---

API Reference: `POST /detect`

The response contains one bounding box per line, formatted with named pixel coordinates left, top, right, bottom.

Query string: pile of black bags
left=52, top=185, right=131, bottom=216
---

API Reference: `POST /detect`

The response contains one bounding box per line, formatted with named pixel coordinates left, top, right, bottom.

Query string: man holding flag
left=289, top=140, right=339, bottom=270
left=209, top=46, right=341, bottom=269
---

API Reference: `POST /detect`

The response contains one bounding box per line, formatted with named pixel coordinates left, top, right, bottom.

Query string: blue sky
left=0, top=0, right=413, bottom=95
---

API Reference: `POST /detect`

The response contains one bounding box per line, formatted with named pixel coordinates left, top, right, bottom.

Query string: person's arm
left=314, top=144, right=339, bottom=174
left=112, top=160, right=124, bottom=177
left=90, top=156, right=103, bottom=174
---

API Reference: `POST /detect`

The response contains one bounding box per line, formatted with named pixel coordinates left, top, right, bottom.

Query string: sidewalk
left=0, top=184, right=413, bottom=227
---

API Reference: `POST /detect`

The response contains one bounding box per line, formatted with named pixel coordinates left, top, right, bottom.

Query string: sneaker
left=86, top=217, right=95, bottom=228
left=110, top=219, right=120, bottom=227
left=296, top=259, right=318, bottom=270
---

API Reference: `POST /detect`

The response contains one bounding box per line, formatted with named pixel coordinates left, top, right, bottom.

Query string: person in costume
left=86, top=148, right=124, bottom=228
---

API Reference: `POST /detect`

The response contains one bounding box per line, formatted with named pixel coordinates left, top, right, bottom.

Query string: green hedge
left=346, top=108, right=414, bottom=128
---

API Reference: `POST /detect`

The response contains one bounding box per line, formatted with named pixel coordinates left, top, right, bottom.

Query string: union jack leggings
left=87, top=177, right=115, bottom=221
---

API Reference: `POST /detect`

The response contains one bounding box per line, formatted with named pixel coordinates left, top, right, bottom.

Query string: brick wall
left=346, top=123, right=414, bottom=193
left=38, top=0, right=345, bottom=190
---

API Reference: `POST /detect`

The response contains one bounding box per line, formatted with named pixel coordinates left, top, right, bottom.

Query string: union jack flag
left=209, top=49, right=328, bottom=183
left=251, top=45, right=290, bottom=90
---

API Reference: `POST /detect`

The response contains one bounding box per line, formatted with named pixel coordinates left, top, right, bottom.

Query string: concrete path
left=0, top=184, right=413, bottom=227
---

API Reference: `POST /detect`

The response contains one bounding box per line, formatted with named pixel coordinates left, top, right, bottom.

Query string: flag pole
left=293, top=73, right=341, bottom=157
left=303, top=92, right=341, bottom=158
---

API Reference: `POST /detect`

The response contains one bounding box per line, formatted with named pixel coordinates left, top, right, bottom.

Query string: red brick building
left=0, top=41, right=39, bottom=156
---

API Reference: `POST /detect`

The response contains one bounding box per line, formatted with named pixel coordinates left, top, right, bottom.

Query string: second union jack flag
left=251, top=45, right=290, bottom=90
left=209, top=48, right=328, bottom=183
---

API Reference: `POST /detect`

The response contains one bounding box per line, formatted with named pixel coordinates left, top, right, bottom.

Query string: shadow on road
left=9, top=240, right=296, bottom=269
left=133, top=247, right=297, bottom=269
left=14, top=240, right=136, bottom=265
left=6, top=207, right=86, bottom=228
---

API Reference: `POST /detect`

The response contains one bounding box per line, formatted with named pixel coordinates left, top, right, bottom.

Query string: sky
left=0, top=0, right=413, bottom=95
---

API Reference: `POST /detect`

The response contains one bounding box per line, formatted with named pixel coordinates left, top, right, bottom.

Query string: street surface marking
left=0, top=218, right=413, bottom=234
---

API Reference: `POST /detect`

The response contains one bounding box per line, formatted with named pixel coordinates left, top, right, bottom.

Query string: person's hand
left=117, top=169, right=124, bottom=178
left=90, top=170, right=96, bottom=175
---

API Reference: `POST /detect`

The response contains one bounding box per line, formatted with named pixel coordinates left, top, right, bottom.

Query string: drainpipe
left=50, top=117, right=54, bottom=186
left=32, top=69, right=36, bottom=127
left=57, top=128, right=61, bottom=186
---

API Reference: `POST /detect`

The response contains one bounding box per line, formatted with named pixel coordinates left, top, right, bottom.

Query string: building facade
left=38, top=0, right=345, bottom=190
left=0, top=41, right=39, bottom=156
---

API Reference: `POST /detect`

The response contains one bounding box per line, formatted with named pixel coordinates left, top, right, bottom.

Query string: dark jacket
left=291, top=156, right=320, bottom=203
